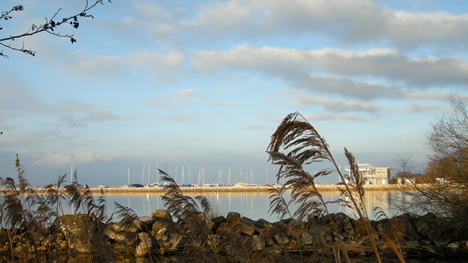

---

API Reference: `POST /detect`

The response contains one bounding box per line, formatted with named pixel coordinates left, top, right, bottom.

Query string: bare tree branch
left=0, top=0, right=111, bottom=58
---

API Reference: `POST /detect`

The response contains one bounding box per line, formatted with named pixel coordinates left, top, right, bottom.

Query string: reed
left=158, top=168, right=265, bottom=262
left=0, top=156, right=116, bottom=262
left=266, top=112, right=405, bottom=263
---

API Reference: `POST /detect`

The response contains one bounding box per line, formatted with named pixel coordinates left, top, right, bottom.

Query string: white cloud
left=34, top=152, right=112, bottom=167
left=303, top=113, right=365, bottom=121
left=104, top=0, right=468, bottom=51
left=175, top=88, right=201, bottom=96
left=296, top=96, right=381, bottom=113
left=84, top=109, right=119, bottom=121
left=166, top=114, right=195, bottom=121
left=400, top=103, right=443, bottom=113
left=192, top=45, right=468, bottom=100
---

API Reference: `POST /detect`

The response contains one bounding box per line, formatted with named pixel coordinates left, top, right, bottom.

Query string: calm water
left=92, top=191, right=405, bottom=222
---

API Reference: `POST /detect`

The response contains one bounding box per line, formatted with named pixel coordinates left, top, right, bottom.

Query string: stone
left=59, top=214, right=93, bottom=254
left=168, top=233, right=184, bottom=250
left=351, top=218, right=370, bottom=237
left=241, top=222, right=255, bottom=236
left=152, top=209, right=172, bottom=221
left=272, top=220, right=287, bottom=232
left=447, top=242, right=460, bottom=251
left=135, top=232, right=153, bottom=257
left=256, top=218, right=270, bottom=227
left=226, top=212, right=241, bottom=223
left=261, top=224, right=280, bottom=239
left=152, top=221, right=168, bottom=236
left=273, top=232, right=290, bottom=246
left=426, top=218, right=453, bottom=248
left=265, top=238, right=275, bottom=246
left=302, top=231, right=313, bottom=246
left=211, top=216, right=226, bottom=233
left=155, top=228, right=168, bottom=242
left=104, top=226, right=137, bottom=243
left=403, top=240, right=420, bottom=247
left=111, top=221, right=139, bottom=233
left=393, top=213, right=421, bottom=241
left=134, top=216, right=156, bottom=231
left=420, top=239, right=432, bottom=246
left=252, top=235, right=265, bottom=250
left=343, top=219, right=355, bottom=236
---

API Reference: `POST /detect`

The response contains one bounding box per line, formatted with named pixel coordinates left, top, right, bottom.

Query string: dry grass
left=0, top=158, right=116, bottom=262
left=266, top=112, right=406, bottom=263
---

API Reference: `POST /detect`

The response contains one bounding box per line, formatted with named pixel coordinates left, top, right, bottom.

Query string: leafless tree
left=0, top=0, right=111, bottom=58
left=427, top=94, right=468, bottom=161
left=393, top=153, right=414, bottom=174
left=395, top=94, right=468, bottom=239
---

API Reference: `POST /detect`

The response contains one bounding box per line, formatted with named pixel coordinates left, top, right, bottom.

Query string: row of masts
left=128, top=163, right=278, bottom=186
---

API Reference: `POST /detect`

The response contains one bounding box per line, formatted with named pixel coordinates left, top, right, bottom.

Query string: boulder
left=393, top=213, right=420, bottom=241
left=240, top=217, right=257, bottom=235
left=241, top=222, right=255, bottom=236
left=351, top=217, right=371, bottom=237
left=273, top=232, right=290, bottom=246
left=134, top=216, right=156, bottom=231
left=59, top=214, right=93, bottom=254
left=447, top=242, right=460, bottom=251
left=104, top=225, right=138, bottom=243
left=111, top=220, right=139, bottom=233
left=211, top=216, right=226, bottom=233
left=265, top=238, right=275, bottom=247
left=226, top=212, right=241, bottom=223
left=426, top=218, right=453, bottom=248
left=152, top=209, right=172, bottom=221
left=135, top=232, right=153, bottom=257
left=252, top=235, right=265, bottom=250
left=168, top=233, right=184, bottom=250
left=302, top=231, right=313, bottom=246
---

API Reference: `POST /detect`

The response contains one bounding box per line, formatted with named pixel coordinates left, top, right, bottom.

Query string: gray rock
left=253, top=235, right=265, bottom=250
left=134, top=216, right=156, bottom=231
left=273, top=232, right=290, bottom=246
left=265, top=238, right=275, bottom=246
left=104, top=226, right=138, bottom=243
left=152, top=209, right=172, bottom=221
left=302, top=231, right=313, bottom=245
left=241, top=222, right=255, bottom=236
left=226, top=212, right=241, bottom=223
left=59, top=214, right=93, bottom=254
left=211, top=216, right=226, bottom=232
left=447, top=242, right=460, bottom=251
left=135, top=232, right=153, bottom=257
left=168, top=233, right=184, bottom=250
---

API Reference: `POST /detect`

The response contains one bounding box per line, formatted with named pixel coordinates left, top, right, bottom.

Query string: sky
left=1, top=0, right=468, bottom=187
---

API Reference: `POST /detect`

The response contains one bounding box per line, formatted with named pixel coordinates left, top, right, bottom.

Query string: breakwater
left=93, top=184, right=408, bottom=193
left=24, top=183, right=408, bottom=194
left=3, top=208, right=466, bottom=262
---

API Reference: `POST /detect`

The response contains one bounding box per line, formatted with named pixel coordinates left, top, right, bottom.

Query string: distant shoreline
left=4, top=184, right=411, bottom=194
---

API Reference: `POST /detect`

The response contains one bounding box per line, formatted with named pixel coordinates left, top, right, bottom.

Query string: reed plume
left=0, top=156, right=116, bottom=262
left=158, top=168, right=222, bottom=261
left=267, top=112, right=406, bottom=263
left=267, top=112, right=351, bottom=262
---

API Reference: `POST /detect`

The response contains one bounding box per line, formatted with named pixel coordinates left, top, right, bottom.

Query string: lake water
left=94, top=191, right=405, bottom=222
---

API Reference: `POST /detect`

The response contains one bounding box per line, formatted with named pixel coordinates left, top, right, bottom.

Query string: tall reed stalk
left=267, top=112, right=405, bottom=263
left=0, top=155, right=116, bottom=262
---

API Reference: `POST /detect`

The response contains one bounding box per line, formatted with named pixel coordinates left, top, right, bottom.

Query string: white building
left=344, top=163, right=391, bottom=185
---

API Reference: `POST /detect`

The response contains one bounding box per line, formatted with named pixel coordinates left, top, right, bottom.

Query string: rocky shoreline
left=4, top=208, right=466, bottom=262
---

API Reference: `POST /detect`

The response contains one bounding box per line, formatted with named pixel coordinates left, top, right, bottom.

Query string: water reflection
left=98, top=191, right=401, bottom=221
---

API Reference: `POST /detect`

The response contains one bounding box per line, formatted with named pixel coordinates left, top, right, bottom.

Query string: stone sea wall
left=7, top=208, right=464, bottom=262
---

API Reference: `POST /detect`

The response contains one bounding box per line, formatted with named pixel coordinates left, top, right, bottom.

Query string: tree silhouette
left=0, top=0, right=111, bottom=58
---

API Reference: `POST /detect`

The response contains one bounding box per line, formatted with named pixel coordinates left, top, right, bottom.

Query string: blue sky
left=1, top=0, right=468, bottom=187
